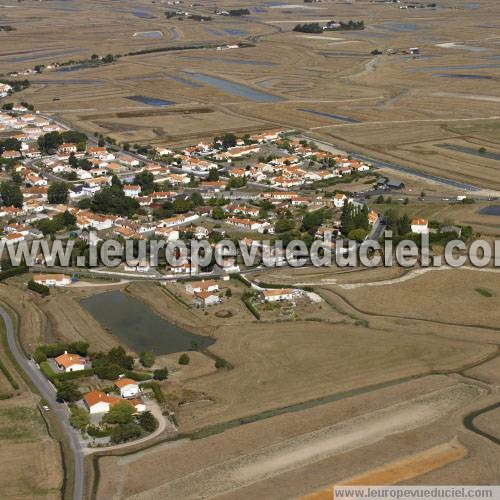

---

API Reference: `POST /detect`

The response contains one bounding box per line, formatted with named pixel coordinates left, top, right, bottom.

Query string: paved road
left=0, top=306, right=84, bottom=500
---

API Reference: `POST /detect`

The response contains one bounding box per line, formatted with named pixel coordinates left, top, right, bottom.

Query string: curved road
left=0, top=306, right=84, bottom=500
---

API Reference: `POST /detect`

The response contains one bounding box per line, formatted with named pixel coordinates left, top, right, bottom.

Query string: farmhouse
left=33, top=274, right=72, bottom=287
left=194, top=290, right=221, bottom=307
left=411, top=218, right=429, bottom=234
left=115, top=378, right=140, bottom=398
left=55, top=351, right=85, bottom=372
left=185, top=279, right=219, bottom=295
left=262, top=288, right=295, bottom=302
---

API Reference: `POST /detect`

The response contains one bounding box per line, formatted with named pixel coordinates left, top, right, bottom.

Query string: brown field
left=0, top=399, right=63, bottom=499
left=304, top=440, right=468, bottom=499
left=94, top=376, right=499, bottom=499
left=335, top=267, right=500, bottom=330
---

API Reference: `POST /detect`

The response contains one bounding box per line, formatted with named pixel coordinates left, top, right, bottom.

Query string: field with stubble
left=336, top=267, right=500, bottom=329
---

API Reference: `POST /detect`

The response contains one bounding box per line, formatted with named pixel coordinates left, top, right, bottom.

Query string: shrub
left=87, top=425, right=111, bottom=437
left=56, top=381, right=81, bottom=402
left=214, top=358, right=226, bottom=369
left=102, top=401, right=135, bottom=424
left=40, top=361, right=56, bottom=380
left=110, top=422, right=142, bottom=443
left=153, top=368, right=168, bottom=380
left=125, top=370, right=152, bottom=382
left=178, top=353, right=190, bottom=365
left=27, top=280, right=50, bottom=296
left=137, top=411, right=158, bottom=433
left=69, top=405, right=90, bottom=430
left=0, top=265, right=28, bottom=281
left=139, top=351, right=155, bottom=368
left=52, top=368, right=94, bottom=383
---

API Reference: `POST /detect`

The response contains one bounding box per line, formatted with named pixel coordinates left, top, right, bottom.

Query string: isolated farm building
left=33, top=274, right=72, bottom=287
left=262, top=288, right=295, bottom=302
left=55, top=351, right=85, bottom=372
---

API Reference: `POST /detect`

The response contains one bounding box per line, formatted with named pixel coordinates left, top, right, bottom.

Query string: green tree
left=139, top=351, right=155, bottom=368
left=178, top=353, right=190, bottom=365
left=133, top=171, right=155, bottom=194
left=0, top=180, right=23, bottom=207
left=153, top=368, right=168, bottom=380
left=69, top=405, right=90, bottom=430
left=56, top=381, right=81, bottom=403
left=212, top=206, right=225, bottom=220
left=137, top=411, right=158, bottom=433
left=207, top=168, right=219, bottom=181
left=102, top=401, right=135, bottom=424
left=48, top=181, right=69, bottom=204
left=347, top=228, right=368, bottom=242
left=110, top=422, right=141, bottom=443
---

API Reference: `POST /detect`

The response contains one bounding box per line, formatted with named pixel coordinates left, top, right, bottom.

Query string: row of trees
left=37, top=130, right=87, bottom=154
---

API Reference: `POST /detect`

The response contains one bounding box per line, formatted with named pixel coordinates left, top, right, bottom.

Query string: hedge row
left=243, top=299, right=260, bottom=320
left=143, top=382, right=165, bottom=405
left=0, top=358, right=18, bottom=390
left=39, top=362, right=94, bottom=383
left=52, top=368, right=94, bottom=383
left=0, top=265, right=28, bottom=281
left=125, top=370, right=152, bottom=382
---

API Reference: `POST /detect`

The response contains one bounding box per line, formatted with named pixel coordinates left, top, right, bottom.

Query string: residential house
left=194, top=290, right=221, bottom=307
left=55, top=351, right=85, bottom=372
left=262, top=288, right=295, bottom=302
left=115, top=378, right=140, bottom=398
left=411, top=218, right=429, bottom=234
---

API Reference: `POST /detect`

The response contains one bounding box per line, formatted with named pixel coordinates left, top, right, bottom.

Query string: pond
left=187, top=73, right=285, bottom=102
left=133, top=31, right=163, bottom=39
left=132, top=10, right=155, bottom=19
left=126, top=95, right=176, bottom=106
left=434, top=73, right=492, bottom=80
left=479, top=206, right=500, bottom=216
left=81, top=290, right=214, bottom=355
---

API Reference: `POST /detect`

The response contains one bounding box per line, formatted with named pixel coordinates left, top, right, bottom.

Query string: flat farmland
left=336, top=267, right=500, bottom=329
left=95, top=376, right=498, bottom=500
left=3, top=0, right=500, bottom=187
left=0, top=401, right=63, bottom=499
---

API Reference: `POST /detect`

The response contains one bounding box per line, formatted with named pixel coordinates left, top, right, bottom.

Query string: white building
left=115, top=378, right=140, bottom=398
left=411, top=218, right=429, bottom=234
left=33, top=274, right=72, bottom=287
left=55, top=351, right=85, bottom=372
left=262, top=288, right=295, bottom=302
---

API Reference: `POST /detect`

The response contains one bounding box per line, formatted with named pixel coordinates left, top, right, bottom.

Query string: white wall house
left=55, top=351, right=85, bottom=372
left=411, top=218, right=429, bottom=234
left=115, top=378, right=140, bottom=398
